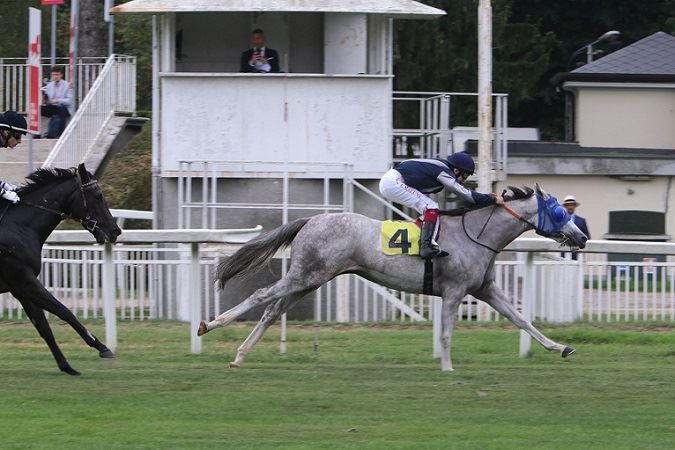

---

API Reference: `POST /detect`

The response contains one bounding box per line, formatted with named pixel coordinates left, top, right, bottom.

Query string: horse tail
left=215, top=217, right=311, bottom=289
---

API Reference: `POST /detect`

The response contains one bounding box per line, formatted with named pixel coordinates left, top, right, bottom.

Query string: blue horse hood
left=536, top=195, right=571, bottom=237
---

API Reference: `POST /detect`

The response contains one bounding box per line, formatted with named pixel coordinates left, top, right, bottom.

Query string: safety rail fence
left=392, top=91, right=508, bottom=179
left=0, top=57, right=107, bottom=114
left=1, top=233, right=674, bottom=357
left=42, top=54, right=136, bottom=168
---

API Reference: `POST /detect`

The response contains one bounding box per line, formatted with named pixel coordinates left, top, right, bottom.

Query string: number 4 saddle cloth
left=381, top=220, right=427, bottom=256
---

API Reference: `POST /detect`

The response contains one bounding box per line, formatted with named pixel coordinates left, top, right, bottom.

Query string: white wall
left=575, top=87, right=675, bottom=149
left=159, top=74, right=392, bottom=177
left=324, top=13, right=367, bottom=74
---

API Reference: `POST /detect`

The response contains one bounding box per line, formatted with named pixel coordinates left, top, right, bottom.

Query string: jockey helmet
left=0, top=111, right=28, bottom=135
left=447, top=152, right=475, bottom=175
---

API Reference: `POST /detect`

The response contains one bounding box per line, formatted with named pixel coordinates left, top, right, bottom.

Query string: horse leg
left=439, top=293, right=463, bottom=372
left=475, top=283, right=574, bottom=356
left=201, top=274, right=316, bottom=333
left=231, top=292, right=309, bottom=368
left=20, top=300, right=80, bottom=376
left=7, top=271, right=114, bottom=358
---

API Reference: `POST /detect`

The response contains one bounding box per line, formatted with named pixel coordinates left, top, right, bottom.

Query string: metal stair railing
left=42, top=54, right=136, bottom=169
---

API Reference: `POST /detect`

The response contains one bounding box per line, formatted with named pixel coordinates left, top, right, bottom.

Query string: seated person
left=240, top=29, right=280, bottom=73
left=40, top=66, right=74, bottom=138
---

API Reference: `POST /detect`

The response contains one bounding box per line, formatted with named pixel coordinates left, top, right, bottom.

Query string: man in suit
left=240, top=29, right=280, bottom=74
left=562, top=194, right=590, bottom=260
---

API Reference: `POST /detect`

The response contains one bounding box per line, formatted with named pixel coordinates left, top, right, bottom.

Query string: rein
left=461, top=193, right=538, bottom=253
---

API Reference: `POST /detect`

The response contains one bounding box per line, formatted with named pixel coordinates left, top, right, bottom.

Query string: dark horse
left=0, top=164, right=121, bottom=375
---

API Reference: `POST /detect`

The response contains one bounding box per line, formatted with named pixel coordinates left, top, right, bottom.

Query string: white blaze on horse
left=198, top=185, right=588, bottom=372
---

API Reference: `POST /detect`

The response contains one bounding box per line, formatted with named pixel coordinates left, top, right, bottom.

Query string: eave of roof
left=553, top=72, right=675, bottom=85
left=111, top=0, right=446, bottom=19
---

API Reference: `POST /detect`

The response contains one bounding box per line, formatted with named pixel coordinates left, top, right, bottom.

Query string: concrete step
left=0, top=138, right=58, bottom=185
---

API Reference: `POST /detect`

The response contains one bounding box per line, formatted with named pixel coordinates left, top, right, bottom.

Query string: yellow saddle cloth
left=380, top=221, right=421, bottom=256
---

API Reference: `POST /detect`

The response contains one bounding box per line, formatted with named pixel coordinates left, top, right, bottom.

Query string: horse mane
left=440, top=186, right=534, bottom=216
left=17, top=167, right=76, bottom=195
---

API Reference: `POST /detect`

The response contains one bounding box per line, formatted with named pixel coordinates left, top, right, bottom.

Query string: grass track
left=0, top=320, right=673, bottom=449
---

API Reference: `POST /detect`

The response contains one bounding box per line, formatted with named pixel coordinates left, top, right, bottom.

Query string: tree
left=78, top=0, right=104, bottom=57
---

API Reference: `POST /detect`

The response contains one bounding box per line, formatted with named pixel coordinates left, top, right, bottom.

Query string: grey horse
left=198, top=185, right=588, bottom=371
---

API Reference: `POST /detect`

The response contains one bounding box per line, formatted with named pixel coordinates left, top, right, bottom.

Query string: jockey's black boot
left=419, top=220, right=448, bottom=259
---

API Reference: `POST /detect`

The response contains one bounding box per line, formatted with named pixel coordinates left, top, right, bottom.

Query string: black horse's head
left=71, top=164, right=121, bottom=244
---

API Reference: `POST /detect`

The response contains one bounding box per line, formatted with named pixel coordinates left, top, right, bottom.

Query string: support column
left=190, top=242, right=202, bottom=354
left=477, top=0, right=493, bottom=194
left=103, top=242, right=117, bottom=352
left=519, top=252, right=534, bottom=357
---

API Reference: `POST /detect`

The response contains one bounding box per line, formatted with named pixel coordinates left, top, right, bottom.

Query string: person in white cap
left=562, top=195, right=589, bottom=259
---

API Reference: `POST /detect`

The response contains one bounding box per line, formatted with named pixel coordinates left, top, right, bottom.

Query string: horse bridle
left=18, top=172, right=101, bottom=233
left=461, top=194, right=539, bottom=254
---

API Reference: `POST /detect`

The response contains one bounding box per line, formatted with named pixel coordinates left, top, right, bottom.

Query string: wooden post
left=103, top=242, right=117, bottom=352
left=519, top=252, right=534, bottom=357
left=190, top=242, right=202, bottom=354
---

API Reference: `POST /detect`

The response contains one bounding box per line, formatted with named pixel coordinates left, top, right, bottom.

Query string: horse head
left=531, top=184, right=587, bottom=250
left=71, top=164, right=121, bottom=244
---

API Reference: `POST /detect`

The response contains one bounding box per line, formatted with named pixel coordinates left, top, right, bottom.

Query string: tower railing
left=42, top=54, right=136, bottom=168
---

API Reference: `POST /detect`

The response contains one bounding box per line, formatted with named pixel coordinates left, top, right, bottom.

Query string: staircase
left=42, top=55, right=144, bottom=172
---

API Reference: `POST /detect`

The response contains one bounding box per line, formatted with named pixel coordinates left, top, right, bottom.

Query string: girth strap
left=423, top=259, right=434, bottom=295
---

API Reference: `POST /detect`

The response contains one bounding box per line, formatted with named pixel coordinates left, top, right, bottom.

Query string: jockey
left=0, top=111, right=28, bottom=204
left=379, top=151, right=504, bottom=259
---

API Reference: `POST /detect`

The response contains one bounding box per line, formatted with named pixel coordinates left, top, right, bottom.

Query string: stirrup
left=431, top=240, right=449, bottom=258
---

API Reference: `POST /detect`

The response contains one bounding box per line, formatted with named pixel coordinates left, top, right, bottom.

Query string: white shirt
left=45, top=79, right=74, bottom=115
left=249, top=47, right=272, bottom=73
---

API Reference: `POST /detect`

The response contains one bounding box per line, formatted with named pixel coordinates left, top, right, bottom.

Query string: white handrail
left=42, top=54, right=136, bottom=168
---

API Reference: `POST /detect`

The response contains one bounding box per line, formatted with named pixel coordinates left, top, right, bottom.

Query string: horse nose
left=579, top=235, right=588, bottom=249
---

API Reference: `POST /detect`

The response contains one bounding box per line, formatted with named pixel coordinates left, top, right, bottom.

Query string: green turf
left=0, top=320, right=673, bottom=449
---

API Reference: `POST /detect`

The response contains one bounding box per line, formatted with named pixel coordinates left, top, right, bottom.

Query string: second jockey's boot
left=420, top=209, right=448, bottom=260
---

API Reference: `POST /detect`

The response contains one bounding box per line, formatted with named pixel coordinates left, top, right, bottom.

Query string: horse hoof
left=561, top=346, right=576, bottom=358
left=61, top=366, right=81, bottom=376
left=197, top=321, right=208, bottom=336
left=229, top=362, right=241, bottom=369
left=99, top=349, right=115, bottom=359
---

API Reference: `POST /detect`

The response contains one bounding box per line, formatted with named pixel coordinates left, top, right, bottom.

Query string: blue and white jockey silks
left=379, top=159, right=495, bottom=215
left=535, top=194, right=571, bottom=237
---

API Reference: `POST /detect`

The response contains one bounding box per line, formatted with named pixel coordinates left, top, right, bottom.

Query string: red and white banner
left=41, top=0, right=64, bottom=5
left=69, top=0, right=79, bottom=86
left=27, top=7, right=42, bottom=134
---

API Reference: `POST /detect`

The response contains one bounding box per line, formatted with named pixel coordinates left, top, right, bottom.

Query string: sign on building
left=27, top=7, right=41, bottom=134
left=642, top=257, right=657, bottom=275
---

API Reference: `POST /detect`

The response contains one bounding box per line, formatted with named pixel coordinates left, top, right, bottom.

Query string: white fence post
left=432, top=297, right=442, bottom=358
left=336, top=275, right=350, bottom=322
left=519, top=252, right=534, bottom=357
left=103, top=242, right=117, bottom=352
left=190, top=242, right=202, bottom=354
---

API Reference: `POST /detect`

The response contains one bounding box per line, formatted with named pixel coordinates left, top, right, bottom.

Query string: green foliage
left=395, top=0, right=675, bottom=139
left=0, top=321, right=673, bottom=449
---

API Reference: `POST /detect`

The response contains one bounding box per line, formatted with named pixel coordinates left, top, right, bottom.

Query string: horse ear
left=77, top=163, right=90, bottom=182
left=535, top=183, right=549, bottom=200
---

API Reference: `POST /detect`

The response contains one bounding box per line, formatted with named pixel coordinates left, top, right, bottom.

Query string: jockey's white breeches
left=379, top=169, right=439, bottom=215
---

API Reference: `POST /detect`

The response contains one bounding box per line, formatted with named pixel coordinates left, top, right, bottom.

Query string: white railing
left=177, top=160, right=354, bottom=229
left=42, top=54, right=136, bottom=168
left=392, top=91, right=508, bottom=179
left=0, top=57, right=107, bottom=114
left=2, top=231, right=675, bottom=355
